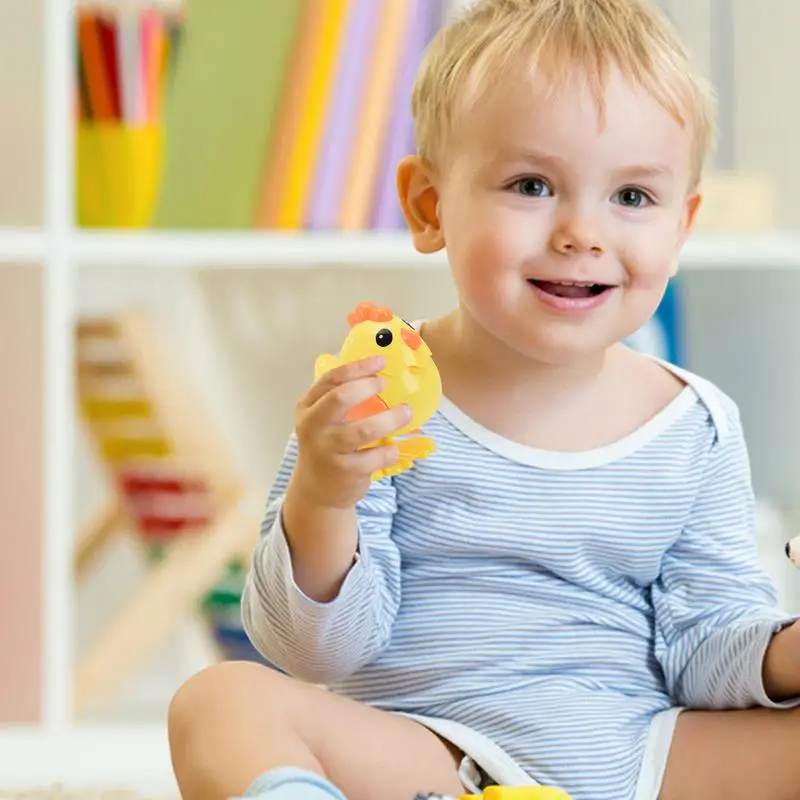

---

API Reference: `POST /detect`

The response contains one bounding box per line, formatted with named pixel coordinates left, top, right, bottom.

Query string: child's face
left=410, top=65, right=701, bottom=365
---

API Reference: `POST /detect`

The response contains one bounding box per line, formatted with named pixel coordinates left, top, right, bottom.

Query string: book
left=304, top=0, right=381, bottom=230
left=273, top=0, right=352, bottom=230
left=253, top=0, right=326, bottom=228
left=152, top=0, right=304, bottom=228
left=372, top=0, right=442, bottom=229
left=338, top=0, right=414, bottom=229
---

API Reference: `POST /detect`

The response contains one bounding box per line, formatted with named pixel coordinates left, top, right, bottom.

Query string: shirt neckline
left=436, top=383, right=698, bottom=470
left=412, top=318, right=700, bottom=470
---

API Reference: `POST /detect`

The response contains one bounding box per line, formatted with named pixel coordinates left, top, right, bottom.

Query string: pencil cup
left=76, top=122, right=164, bottom=228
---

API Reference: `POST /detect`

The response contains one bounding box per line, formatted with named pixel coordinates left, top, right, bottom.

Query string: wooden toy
left=73, top=310, right=263, bottom=714
left=315, top=302, right=442, bottom=480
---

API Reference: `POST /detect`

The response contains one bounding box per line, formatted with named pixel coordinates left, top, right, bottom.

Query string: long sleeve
left=241, top=434, right=402, bottom=684
left=652, top=404, right=800, bottom=710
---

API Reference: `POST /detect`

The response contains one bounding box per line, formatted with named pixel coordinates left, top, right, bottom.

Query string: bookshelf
left=6, top=229, right=800, bottom=270
left=2, top=0, right=800, bottom=794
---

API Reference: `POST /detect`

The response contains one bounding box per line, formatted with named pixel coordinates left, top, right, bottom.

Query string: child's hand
left=292, top=355, right=410, bottom=509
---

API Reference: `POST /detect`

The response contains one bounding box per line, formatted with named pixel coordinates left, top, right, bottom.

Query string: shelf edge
left=4, top=229, right=800, bottom=269
left=72, top=230, right=443, bottom=268
left=69, top=230, right=800, bottom=269
left=0, top=229, right=47, bottom=264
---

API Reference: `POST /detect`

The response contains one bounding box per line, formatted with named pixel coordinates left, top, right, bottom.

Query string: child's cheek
left=466, top=224, right=517, bottom=281
left=619, top=228, right=680, bottom=289
left=448, top=229, right=513, bottom=311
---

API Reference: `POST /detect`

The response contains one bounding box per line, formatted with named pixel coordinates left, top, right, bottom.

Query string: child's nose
left=550, top=216, right=605, bottom=256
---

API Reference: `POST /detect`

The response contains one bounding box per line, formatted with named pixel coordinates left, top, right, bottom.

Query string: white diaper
left=401, top=707, right=685, bottom=800
left=631, top=706, right=684, bottom=800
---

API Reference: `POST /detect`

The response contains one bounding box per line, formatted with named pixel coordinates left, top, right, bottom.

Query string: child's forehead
left=452, top=64, right=693, bottom=165
left=464, top=61, right=672, bottom=123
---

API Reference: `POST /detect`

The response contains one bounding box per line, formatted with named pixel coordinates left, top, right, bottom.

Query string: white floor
left=0, top=724, right=177, bottom=794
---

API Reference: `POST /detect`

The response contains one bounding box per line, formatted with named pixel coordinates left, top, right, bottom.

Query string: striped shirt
left=242, top=360, right=798, bottom=800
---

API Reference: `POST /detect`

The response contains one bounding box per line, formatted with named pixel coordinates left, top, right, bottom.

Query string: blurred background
left=2, top=0, right=800, bottom=783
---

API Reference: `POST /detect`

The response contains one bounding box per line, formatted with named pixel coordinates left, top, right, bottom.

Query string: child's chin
left=517, top=322, right=615, bottom=362
left=515, top=336, right=607, bottom=367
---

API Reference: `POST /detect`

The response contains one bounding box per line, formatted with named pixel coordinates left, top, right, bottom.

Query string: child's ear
left=396, top=155, right=444, bottom=254
left=669, top=192, right=702, bottom=277
left=679, top=192, right=702, bottom=245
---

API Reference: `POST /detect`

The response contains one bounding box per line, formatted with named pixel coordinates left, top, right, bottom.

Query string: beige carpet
left=0, top=790, right=178, bottom=799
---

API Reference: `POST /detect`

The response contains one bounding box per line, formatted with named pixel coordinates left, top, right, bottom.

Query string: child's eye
left=613, top=187, right=652, bottom=208
left=510, top=177, right=552, bottom=198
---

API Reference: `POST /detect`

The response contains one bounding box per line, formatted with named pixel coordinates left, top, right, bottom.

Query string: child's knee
left=168, top=661, right=284, bottom=739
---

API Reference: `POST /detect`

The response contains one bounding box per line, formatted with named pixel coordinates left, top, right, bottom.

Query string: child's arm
left=241, top=434, right=401, bottom=684
left=651, top=403, right=800, bottom=710
left=762, top=615, right=800, bottom=700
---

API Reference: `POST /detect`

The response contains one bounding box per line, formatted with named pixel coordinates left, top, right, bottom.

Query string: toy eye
left=375, top=328, right=393, bottom=347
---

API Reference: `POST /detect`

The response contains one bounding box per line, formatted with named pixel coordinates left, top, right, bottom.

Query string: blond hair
left=412, top=0, right=717, bottom=185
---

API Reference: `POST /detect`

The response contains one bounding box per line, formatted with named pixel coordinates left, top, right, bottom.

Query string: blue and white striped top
left=242, top=361, right=797, bottom=800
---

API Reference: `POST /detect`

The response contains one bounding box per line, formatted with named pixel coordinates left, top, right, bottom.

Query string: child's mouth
left=527, top=280, right=611, bottom=299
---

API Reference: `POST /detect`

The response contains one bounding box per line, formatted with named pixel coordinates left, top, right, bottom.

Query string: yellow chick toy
left=462, top=789, right=573, bottom=800
left=315, top=302, right=442, bottom=480
left=419, top=787, right=572, bottom=800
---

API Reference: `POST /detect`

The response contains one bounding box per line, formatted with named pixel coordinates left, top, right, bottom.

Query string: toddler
left=167, top=1, right=800, bottom=799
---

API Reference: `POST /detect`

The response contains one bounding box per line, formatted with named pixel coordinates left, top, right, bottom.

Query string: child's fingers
left=301, top=356, right=386, bottom=408
left=303, top=375, right=385, bottom=428
left=341, top=442, right=399, bottom=476
left=327, top=405, right=412, bottom=454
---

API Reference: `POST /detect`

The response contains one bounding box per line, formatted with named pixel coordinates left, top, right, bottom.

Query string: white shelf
left=681, top=232, right=800, bottom=268
left=42, top=0, right=74, bottom=736
left=71, top=230, right=800, bottom=269
left=0, top=228, right=46, bottom=263
left=0, top=228, right=795, bottom=269
left=72, top=228, right=435, bottom=268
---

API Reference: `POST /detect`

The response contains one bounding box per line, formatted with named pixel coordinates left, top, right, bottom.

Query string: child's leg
left=167, top=661, right=465, bottom=800
left=659, top=706, right=800, bottom=799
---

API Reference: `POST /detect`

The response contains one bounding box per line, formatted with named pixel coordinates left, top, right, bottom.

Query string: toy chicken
left=315, top=302, right=442, bottom=481
left=417, top=787, right=573, bottom=799
left=787, top=535, right=800, bottom=568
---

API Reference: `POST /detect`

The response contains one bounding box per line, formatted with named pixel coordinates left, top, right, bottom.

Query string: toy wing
left=345, top=394, right=389, bottom=422
left=314, top=353, right=339, bottom=380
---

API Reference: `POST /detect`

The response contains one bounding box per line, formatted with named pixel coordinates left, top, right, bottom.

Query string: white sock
left=237, top=766, right=348, bottom=800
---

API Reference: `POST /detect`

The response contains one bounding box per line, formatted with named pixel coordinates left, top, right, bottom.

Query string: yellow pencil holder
left=76, top=123, right=164, bottom=228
